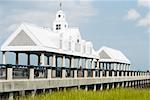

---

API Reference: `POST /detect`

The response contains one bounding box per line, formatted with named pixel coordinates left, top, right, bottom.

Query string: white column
left=112, top=70, right=114, bottom=77
left=52, top=54, right=56, bottom=78
left=128, top=64, right=130, bottom=71
left=126, top=64, right=128, bottom=71
left=92, top=60, right=95, bottom=78
left=2, top=51, right=6, bottom=64
left=41, top=53, right=45, bottom=65
left=84, top=59, right=88, bottom=78
left=79, top=58, right=82, bottom=67
left=100, top=63, right=103, bottom=70
left=100, top=70, right=103, bottom=77
left=120, top=64, right=122, bottom=70
left=62, top=56, right=65, bottom=67
left=97, top=60, right=99, bottom=69
left=124, top=64, right=126, bottom=70
left=96, top=61, right=99, bottom=77
left=111, top=63, right=114, bottom=70
left=62, top=56, right=66, bottom=78
left=106, top=70, right=109, bottom=77
left=125, top=71, right=128, bottom=77
left=115, top=63, right=117, bottom=70
left=118, top=63, right=120, bottom=70
left=117, top=71, right=120, bottom=77
left=71, top=57, right=74, bottom=68
left=121, top=71, right=124, bottom=77
left=52, top=54, right=56, bottom=67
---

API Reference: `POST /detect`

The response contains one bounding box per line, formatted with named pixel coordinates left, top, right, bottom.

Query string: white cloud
left=138, top=0, right=150, bottom=7
left=126, top=9, right=141, bottom=20
left=125, top=0, right=149, bottom=31
left=138, top=13, right=150, bottom=27
left=62, top=0, right=98, bottom=25
left=0, top=0, right=97, bottom=30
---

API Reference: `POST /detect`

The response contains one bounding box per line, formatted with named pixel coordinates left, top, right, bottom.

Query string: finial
left=59, top=0, right=62, bottom=10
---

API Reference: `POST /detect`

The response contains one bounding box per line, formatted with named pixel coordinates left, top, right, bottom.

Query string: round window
left=58, top=15, right=61, bottom=18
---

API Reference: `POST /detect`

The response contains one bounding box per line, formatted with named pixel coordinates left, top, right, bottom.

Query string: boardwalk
left=0, top=64, right=149, bottom=100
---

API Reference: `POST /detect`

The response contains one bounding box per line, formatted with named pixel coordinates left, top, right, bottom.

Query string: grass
left=19, top=88, right=150, bottom=100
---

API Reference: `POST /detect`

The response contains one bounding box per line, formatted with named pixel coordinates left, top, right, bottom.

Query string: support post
left=100, top=70, right=103, bottom=77
left=62, top=68, right=66, bottom=78
left=27, top=53, right=30, bottom=65
left=121, top=71, right=124, bottom=77
left=2, top=51, right=6, bottom=64
left=6, top=64, right=12, bottom=80
left=106, top=70, right=109, bottom=77
left=47, top=56, right=50, bottom=65
left=52, top=54, right=56, bottom=77
left=71, top=57, right=74, bottom=68
left=112, top=70, right=114, bottom=77
left=8, top=92, right=13, bottom=100
left=16, top=52, right=19, bottom=64
left=74, top=68, right=77, bottom=78
left=84, top=59, right=88, bottom=78
left=41, top=53, right=45, bottom=65
left=92, top=60, right=95, bottom=78
left=112, top=83, right=114, bottom=89
left=93, top=84, right=96, bottom=91
left=106, top=84, right=109, bottom=89
left=47, top=67, right=52, bottom=79
left=29, top=66, right=34, bottom=80
left=85, top=85, right=88, bottom=91
left=121, top=82, right=124, bottom=87
left=31, top=90, right=36, bottom=97
left=62, top=56, right=66, bottom=78
left=100, top=84, right=103, bottom=90
left=117, top=70, right=119, bottom=77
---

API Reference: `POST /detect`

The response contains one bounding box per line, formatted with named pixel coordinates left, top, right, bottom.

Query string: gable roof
left=1, top=23, right=98, bottom=59
left=97, top=46, right=130, bottom=64
left=1, top=23, right=60, bottom=51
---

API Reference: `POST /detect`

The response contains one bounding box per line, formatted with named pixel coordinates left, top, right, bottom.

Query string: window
left=56, top=24, right=61, bottom=30
left=58, top=15, right=61, bottom=18
left=59, top=24, right=61, bottom=30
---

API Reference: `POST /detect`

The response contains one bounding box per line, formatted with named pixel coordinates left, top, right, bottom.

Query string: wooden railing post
left=29, top=66, right=34, bottom=80
left=6, top=64, right=12, bottom=80
left=47, top=66, right=52, bottom=79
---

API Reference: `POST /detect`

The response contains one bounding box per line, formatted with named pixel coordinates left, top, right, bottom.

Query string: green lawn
left=19, top=88, right=150, bottom=100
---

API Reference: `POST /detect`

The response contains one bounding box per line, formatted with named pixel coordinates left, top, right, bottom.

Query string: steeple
left=53, top=1, right=68, bottom=32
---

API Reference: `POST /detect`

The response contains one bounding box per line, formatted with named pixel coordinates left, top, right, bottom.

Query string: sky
left=0, top=0, right=149, bottom=71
